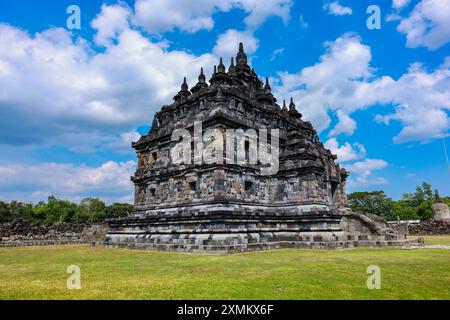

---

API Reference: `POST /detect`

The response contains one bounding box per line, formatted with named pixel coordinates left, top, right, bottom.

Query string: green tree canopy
left=79, top=198, right=106, bottom=224
left=347, top=191, right=393, bottom=219
left=0, top=196, right=132, bottom=225
left=105, top=203, right=133, bottom=219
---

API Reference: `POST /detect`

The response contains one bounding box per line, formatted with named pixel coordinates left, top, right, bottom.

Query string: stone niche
left=101, top=43, right=418, bottom=254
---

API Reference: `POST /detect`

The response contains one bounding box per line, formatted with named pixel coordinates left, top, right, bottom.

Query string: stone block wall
left=0, top=219, right=107, bottom=247
left=133, top=167, right=339, bottom=210
left=408, top=219, right=450, bottom=235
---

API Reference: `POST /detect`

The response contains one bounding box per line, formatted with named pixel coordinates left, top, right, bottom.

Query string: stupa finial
left=198, top=67, right=206, bottom=83
left=218, top=57, right=225, bottom=73
left=289, top=97, right=296, bottom=111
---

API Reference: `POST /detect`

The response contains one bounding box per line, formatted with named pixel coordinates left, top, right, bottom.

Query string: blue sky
left=0, top=0, right=448, bottom=203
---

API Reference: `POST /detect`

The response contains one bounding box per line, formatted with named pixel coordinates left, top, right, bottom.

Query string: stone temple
left=103, top=43, right=415, bottom=254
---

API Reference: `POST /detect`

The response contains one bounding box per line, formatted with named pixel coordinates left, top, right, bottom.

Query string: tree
left=33, top=196, right=78, bottom=224
left=396, top=182, right=434, bottom=220
left=0, top=197, right=136, bottom=225
left=8, top=200, right=34, bottom=221
left=402, top=182, right=433, bottom=206
left=392, top=200, right=419, bottom=220
left=79, top=198, right=106, bottom=223
left=105, top=203, right=133, bottom=219
left=0, top=200, right=11, bottom=223
left=347, top=191, right=394, bottom=219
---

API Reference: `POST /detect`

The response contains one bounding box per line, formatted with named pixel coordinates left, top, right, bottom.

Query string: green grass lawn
left=0, top=244, right=449, bottom=300
left=420, top=235, right=450, bottom=246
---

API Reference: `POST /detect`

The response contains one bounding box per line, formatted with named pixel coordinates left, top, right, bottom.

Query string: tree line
left=0, top=182, right=447, bottom=224
left=348, top=182, right=449, bottom=221
left=0, top=196, right=133, bottom=225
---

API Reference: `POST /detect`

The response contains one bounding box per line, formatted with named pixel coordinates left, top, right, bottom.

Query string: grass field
left=0, top=238, right=449, bottom=300
left=421, top=235, right=450, bottom=246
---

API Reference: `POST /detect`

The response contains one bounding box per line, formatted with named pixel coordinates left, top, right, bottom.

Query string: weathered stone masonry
left=102, top=43, right=417, bottom=254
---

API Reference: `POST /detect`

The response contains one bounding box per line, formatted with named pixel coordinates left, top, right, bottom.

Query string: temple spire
left=181, top=77, right=188, bottom=91
left=264, top=77, right=272, bottom=94
left=173, top=76, right=191, bottom=100
left=288, top=97, right=302, bottom=118
left=228, top=56, right=236, bottom=76
left=218, top=57, right=225, bottom=73
left=289, top=97, right=296, bottom=111
left=236, top=42, right=248, bottom=66
left=152, top=116, right=158, bottom=129
left=198, top=67, right=206, bottom=83
left=282, top=100, right=288, bottom=112
left=191, top=67, right=208, bottom=94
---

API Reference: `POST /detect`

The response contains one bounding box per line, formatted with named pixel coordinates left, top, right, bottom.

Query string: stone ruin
left=102, top=43, right=418, bottom=254
left=406, top=190, right=450, bottom=235
left=0, top=218, right=107, bottom=247
left=432, top=190, right=450, bottom=222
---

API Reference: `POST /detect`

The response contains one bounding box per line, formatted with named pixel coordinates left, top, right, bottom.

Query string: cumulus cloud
left=374, top=61, right=450, bottom=143
left=324, top=138, right=387, bottom=189
left=397, top=0, right=450, bottom=50
left=213, top=29, right=259, bottom=61
left=133, top=0, right=291, bottom=34
left=329, top=110, right=357, bottom=137
left=0, top=161, right=135, bottom=203
left=0, top=9, right=216, bottom=150
left=57, top=130, right=141, bottom=154
left=273, top=34, right=450, bottom=144
left=91, top=3, right=131, bottom=46
left=324, top=138, right=366, bottom=162
left=323, top=1, right=353, bottom=16
left=345, top=158, right=389, bottom=188
left=239, top=0, right=292, bottom=30
left=376, top=104, right=449, bottom=143
left=102, top=131, right=141, bottom=153
left=393, top=0, right=411, bottom=9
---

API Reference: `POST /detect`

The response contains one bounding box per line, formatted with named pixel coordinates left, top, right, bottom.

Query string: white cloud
left=91, top=4, right=131, bottom=46
left=393, top=0, right=411, bottom=9
left=298, top=14, right=309, bottom=29
left=386, top=13, right=402, bottom=22
left=213, top=29, right=259, bottom=60
left=271, top=48, right=285, bottom=61
left=346, top=158, right=388, bottom=174
left=397, top=0, right=450, bottom=50
left=133, top=0, right=291, bottom=34
left=102, top=131, right=142, bottom=153
left=0, top=9, right=216, bottom=150
left=239, top=0, right=292, bottom=30
left=374, top=61, right=450, bottom=143
left=133, top=0, right=218, bottom=33
left=324, top=139, right=388, bottom=189
left=0, top=161, right=136, bottom=203
left=274, top=34, right=374, bottom=132
left=376, top=104, right=450, bottom=144
left=323, top=1, right=353, bottom=16
left=345, top=158, right=389, bottom=188
left=329, top=110, right=357, bottom=137
left=324, top=138, right=366, bottom=162
left=273, top=34, right=450, bottom=144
